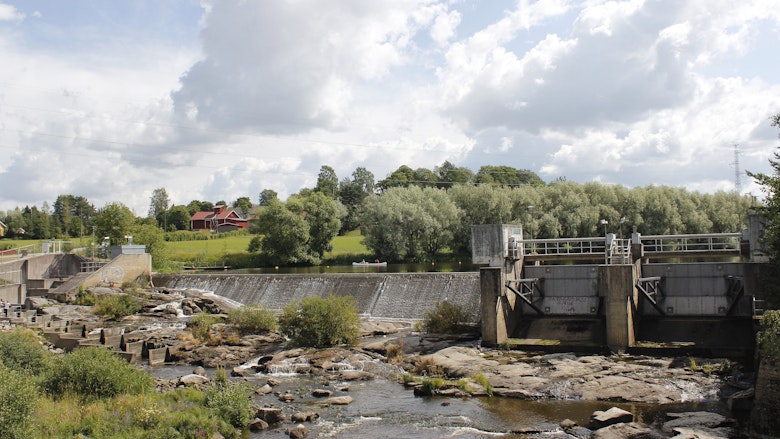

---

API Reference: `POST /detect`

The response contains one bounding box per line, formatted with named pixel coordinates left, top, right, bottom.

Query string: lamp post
left=619, top=216, right=627, bottom=240
left=600, top=219, right=608, bottom=236
left=526, top=205, right=534, bottom=239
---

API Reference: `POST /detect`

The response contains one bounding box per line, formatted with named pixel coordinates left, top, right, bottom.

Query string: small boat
left=352, top=260, right=387, bottom=266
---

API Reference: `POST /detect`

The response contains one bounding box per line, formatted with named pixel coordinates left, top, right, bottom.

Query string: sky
left=1, top=0, right=779, bottom=215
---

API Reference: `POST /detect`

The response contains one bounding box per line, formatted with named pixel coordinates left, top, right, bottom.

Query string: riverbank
left=19, top=285, right=757, bottom=437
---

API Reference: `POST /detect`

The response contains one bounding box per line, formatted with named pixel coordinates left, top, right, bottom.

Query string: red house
left=190, top=205, right=249, bottom=232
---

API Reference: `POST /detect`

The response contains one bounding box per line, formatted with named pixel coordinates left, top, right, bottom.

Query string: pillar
left=600, top=264, right=638, bottom=351
left=480, top=267, right=504, bottom=347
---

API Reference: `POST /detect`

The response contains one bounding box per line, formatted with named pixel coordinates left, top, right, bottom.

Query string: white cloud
left=0, top=3, right=24, bottom=21
left=1, top=0, right=779, bottom=215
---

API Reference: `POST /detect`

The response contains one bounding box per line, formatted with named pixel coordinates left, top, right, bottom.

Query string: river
left=148, top=364, right=734, bottom=438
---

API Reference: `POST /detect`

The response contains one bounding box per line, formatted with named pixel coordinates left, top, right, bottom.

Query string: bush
left=0, top=328, right=51, bottom=375
left=420, top=301, right=471, bottom=334
left=758, top=310, right=780, bottom=360
left=278, top=295, right=360, bottom=347
left=72, top=287, right=96, bottom=306
left=204, top=379, right=253, bottom=429
left=93, top=293, right=141, bottom=319
left=227, top=304, right=278, bottom=334
left=0, top=365, right=38, bottom=439
left=188, top=312, right=222, bottom=341
left=419, top=376, right=445, bottom=396
left=42, top=346, right=154, bottom=401
left=32, top=388, right=242, bottom=439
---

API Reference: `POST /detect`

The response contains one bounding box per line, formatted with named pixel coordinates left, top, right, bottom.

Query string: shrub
left=0, top=365, right=38, bottom=439
left=420, top=301, right=471, bottom=334
left=72, top=286, right=96, bottom=306
left=419, top=376, right=445, bottom=396
left=471, top=371, right=493, bottom=396
left=0, top=328, right=51, bottom=375
left=32, top=388, right=241, bottom=439
left=386, top=342, right=403, bottom=363
left=42, top=346, right=154, bottom=401
left=188, top=312, right=221, bottom=341
left=93, top=293, right=141, bottom=319
left=204, top=379, right=253, bottom=428
left=227, top=304, right=278, bottom=334
left=758, top=310, right=780, bottom=361
left=412, top=357, right=442, bottom=376
left=278, top=295, right=360, bottom=347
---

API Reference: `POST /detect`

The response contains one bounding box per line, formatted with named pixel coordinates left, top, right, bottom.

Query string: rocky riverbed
left=25, top=286, right=756, bottom=437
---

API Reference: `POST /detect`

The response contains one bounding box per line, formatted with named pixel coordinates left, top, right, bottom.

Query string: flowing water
left=148, top=364, right=732, bottom=438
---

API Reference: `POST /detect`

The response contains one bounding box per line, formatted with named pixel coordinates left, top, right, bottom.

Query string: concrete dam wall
left=153, top=272, right=481, bottom=321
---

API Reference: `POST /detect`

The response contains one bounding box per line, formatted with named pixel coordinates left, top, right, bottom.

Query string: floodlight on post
left=600, top=219, right=609, bottom=236
left=619, top=217, right=627, bottom=239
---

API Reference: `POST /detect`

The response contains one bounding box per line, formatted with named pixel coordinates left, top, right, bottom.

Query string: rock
left=279, top=393, right=296, bottom=403
left=249, top=418, right=269, bottom=432
left=286, top=424, right=309, bottom=438
left=25, top=297, right=56, bottom=310
left=591, top=422, right=664, bottom=439
left=438, top=388, right=468, bottom=397
left=662, top=412, right=734, bottom=436
left=193, top=366, right=206, bottom=375
left=560, top=419, right=577, bottom=429
left=312, top=389, right=333, bottom=397
left=89, top=286, right=122, bottom=296
left=323, top=396, right=353, bottom=405
left=267, top=378, right=281, bottom=386
left=669, top=426, right=731, bottom=438
left=590, top=407, right=633, bottom=429
left=255, top=407, right=285, bottom=424
left=291, top=411, right=319, bottom=422
left=178, top=374, right=210, bottom=386
left=727, top=387, right=754, bottom=412
left=256, top=384, right=273, bottom=395
left=337, top=370, right=374, bottom=381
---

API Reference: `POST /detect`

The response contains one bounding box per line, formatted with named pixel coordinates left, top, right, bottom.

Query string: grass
left=2, top=231, right=372, bottom=268
left=165, top=231, right=370, bottom=260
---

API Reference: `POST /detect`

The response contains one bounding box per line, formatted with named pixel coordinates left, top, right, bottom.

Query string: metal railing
left=522, top=237, right=607, bottom=257
left=521, top=232, right=743, bottom=262
left=81, top=261, right=108, bottom=273
left=0, top=240, right=73, bottom=262
left=640, top=233, right=741, bottom=254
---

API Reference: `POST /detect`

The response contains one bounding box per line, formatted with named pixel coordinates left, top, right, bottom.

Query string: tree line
left=0, top=161, right=759, bottom=267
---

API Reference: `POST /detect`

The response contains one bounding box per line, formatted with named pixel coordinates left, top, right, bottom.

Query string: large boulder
left=589, top=407, right=633, bottom=430
left=255, top=407, right=285, bottom=424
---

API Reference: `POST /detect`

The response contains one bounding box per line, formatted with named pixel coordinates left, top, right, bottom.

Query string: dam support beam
left=480, top=262, right=522, bottom=347
left=600, top=264, right=639, bottom=352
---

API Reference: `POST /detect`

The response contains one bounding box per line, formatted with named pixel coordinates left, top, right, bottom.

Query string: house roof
left=190, top=209, right=247, bottom=222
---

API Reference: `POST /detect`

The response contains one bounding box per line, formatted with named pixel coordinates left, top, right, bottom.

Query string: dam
left=474, top=220, right=766, bottom=357
left=3, top=217, right=767, bottom=356
left=153, top=272, right=481, bottom=321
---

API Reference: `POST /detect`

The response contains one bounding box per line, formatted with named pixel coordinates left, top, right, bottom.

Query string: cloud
left=172, top=0, right=444, bottom=134
left=1, top=0, right=779, bottom=216
left=0, top=3, right=24, bottom=21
